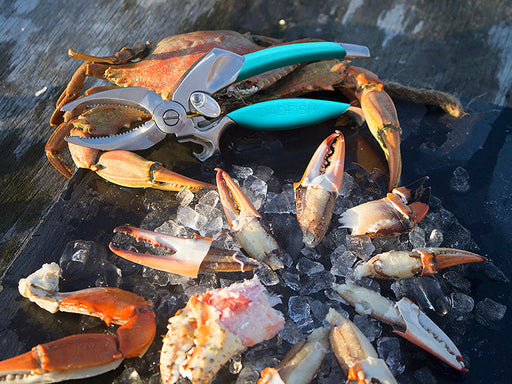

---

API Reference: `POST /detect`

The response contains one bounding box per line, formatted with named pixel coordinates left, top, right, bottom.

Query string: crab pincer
left=160, top=276, right=285, bottom=384
left=333, top=282, right=468, bottom=372
left=294, top=130, right=345, bottom=247
left=326, top=308, right=398, bottom=384
left=339, top=177, right=430, bottom=238
left=258, top=327, right=330, bottom=384
left=0, top=263, right=156, bottom=383
left=216, top=168, right=283, bottom=270
left=110, top=225, right=259, bottom=277
left=354, top=247, right=487, bottom=280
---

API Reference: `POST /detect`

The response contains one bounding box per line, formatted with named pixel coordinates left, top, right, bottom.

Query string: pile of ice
left=58, top=164, right=508, bottom=384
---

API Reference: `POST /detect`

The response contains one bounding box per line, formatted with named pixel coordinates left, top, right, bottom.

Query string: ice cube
left=353, top=314, right=382, bottom=342
left=475, top=297, right=507, bottom=326
left=176, top=187, right=194, bottom=206
left=280, top=319, right=304, bottom=344
left=408, top=226, right=426, bottom=248
left=256, top=264, right=280, bottom=286
left=263, top=189, right=296, bottom=214
left=297, top=257, right=324, bottom=274
left=198, top=189, right=220, bottom=208
left=427, top=228, right=444, bottom=247
left=232, top=165, right=253, bottom=179
left=376, top=337, right=405, bottom=376
left=281, top=270, right=301, bottom=291
left=345, top=235, right=375, bottom=261
left=242, top=175, right=267, bottom=210
left=330, top=248, right=357, bottom=277
left=253, top=165, right=274, bottom=182
left=300, top=271, right=334, bottom=295
left=443, top=270, right=471, bottom=294
left=177, top=205, right=208, bottom=231
left=449, top=292, right=474, bottom=320
left=288, top=295, right=314, bottom=329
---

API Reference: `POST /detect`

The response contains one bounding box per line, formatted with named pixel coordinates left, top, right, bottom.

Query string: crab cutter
left=63, top=42, right=370, bottom=160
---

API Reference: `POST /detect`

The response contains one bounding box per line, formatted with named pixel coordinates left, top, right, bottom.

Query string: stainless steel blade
left=65, top=121, right=166, bottom=151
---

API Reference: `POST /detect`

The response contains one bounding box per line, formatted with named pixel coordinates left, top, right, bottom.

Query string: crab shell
left=160, top=277, right=284, bottom=384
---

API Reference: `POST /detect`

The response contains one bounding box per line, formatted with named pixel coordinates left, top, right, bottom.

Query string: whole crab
left=47, top=30, right=402, bottom=192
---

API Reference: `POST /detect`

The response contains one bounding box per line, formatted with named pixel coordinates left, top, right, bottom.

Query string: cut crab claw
left=294, top=130, right=345, bottom=247
left=160, top=276, right=285, bottom=384
left=258, top=327, right=329, bottom=384
left=339, top=177, right=430, bottom=238
left=110, top=225, right=259, bottom=278
left=0, top=263, right=156, bottom=383
left=326, top=308, right=398, bottom=384
left=332, top=282, right=467, bottom=372
left=216, top=168, right=283, bottom=270
left=354, top=247, right=487, bottom=280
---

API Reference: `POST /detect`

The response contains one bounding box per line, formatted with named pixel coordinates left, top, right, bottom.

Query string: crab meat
left=332, top=282, right=467, bottom=372
left=216, top=168, right=283, bottom=270
left=354, top=247, right=486, bottom=280
left=0, top=263, right=156, bottom=383
left=326, top=308, right=398, bottom=384
left=339, top=177, right=430, bottom=238
left=294, top=131, right=345, bottom=247
left=258, top=327, right=329, bottom=384
left=160, top=276, right=285, bottom=384
left=109, top=225, right=259, bottom=277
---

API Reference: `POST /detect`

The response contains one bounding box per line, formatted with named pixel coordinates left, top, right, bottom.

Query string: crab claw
left=345, top=66, right=402, bottom=191
left=339, top=177, right=430, bottom=238
left=258, top=327, right=329, bottom=384
left=332, top=282, right=467, bottom=372
left=326, top=308, right=398, bottom=384
left=0, top=263, right=156, bottom=383
left=216, top=168, right=283, bottom=270
left=91, top=150, right=213, bottom=192
left=294, top=131, right=345, bottom=247
left=160, top=276, right=285, bottom=384
left=354, top=248, right=487, bottom=280
left=110, top=225, right=259, bottom=278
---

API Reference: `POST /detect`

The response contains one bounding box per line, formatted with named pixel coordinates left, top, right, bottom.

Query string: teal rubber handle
left=226, top=99, right=350, bottom=131
left=235, top=42, right=347, bottom=81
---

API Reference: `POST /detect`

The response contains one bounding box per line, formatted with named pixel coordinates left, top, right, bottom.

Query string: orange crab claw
left=294, top=130, right=345, bottom=247
left=110, top=225, right=259, bottom=278
left=91, top=150, right=213, bottom=192
left=0, top=263, right=156, bottom=383
left=326, top=308, right=398, bottom=384
left=216, top=168, right=283, bottom=270
left=355, top=248, right=487, bottom=280
left=345, top=66, right=402, bottom=191
left=339, top=177, right=430, bottom=238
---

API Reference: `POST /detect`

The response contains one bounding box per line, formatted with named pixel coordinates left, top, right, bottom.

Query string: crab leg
left=326, top=308, right=398, bottom=384
left=332, top=282, right=467, bottom=372
left=258, top=327, right=329, bottom=384
left=110, top=225, right=259, bottom=278
left=354, top=248, right=486, bottom=280
left=216, top=168, right=283, bottom=270
left=294, top=131, right=345, bottom=247
left=0, top=263, right=156, bottom=383
left=344, top=66, right=402, bottom=191
left=339, top=177, right=430, bottom=238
